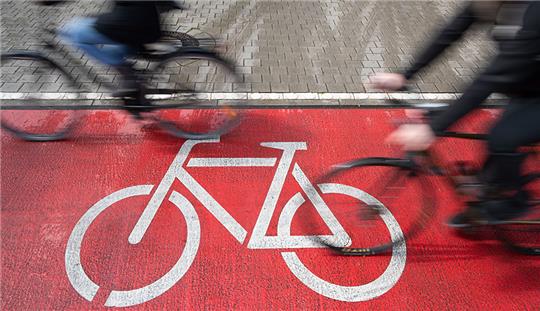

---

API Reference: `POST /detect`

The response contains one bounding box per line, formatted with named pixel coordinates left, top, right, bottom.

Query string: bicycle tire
left=161, top=30, right=201, bottom=48
left=139, top=31, right=217, bottom=60
left=303, top=157, right=436, bottom=256
left=1, top=51, right=80, bottom=141
left=495, top=173, right=540, bottom=255
left=144, top=50, right=243, bottom=139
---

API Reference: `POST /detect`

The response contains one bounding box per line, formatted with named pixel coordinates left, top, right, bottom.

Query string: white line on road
left=187, top=158, right=277, bottom=167
left=0, top=92, right=507, bottom=101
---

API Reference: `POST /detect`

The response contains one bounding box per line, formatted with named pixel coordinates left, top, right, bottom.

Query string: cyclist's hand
left=405, top=109, right=426, bottom=121
left=386, top=124, right=436, bottom=151
left=370, top=73, right=406, bottom=91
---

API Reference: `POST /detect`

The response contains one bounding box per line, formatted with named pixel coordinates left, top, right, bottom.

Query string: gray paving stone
left=416, top=83, right=439, bottom=93
left=279, top=74, right=299, bottom=84
left=19, top=82, right=44, bottom=92
left=37, top=74, right=61, bottom=83
left=0, top=82, right=22, bottom=92
left=287, top=83, right=309, bottom=93
left=307, top=83, right=328, bottom=93
left=270, top=83, right=290, bottom=92
left=1, top=0, right=495, bottom=95
left=18, top=74, right=40, bottom=83
left=325, top=83, right=347, bottom=92
left=251, top=82, right=271, bottom=92
left=233, top=82, right=251, bottom=92
left=58, top=83, right=78, bottom=92
left=344, top=83, right=366, bottom=93
left=435, top=83, right=458, bottom=92
left=39, top=82, right=60, bottom=92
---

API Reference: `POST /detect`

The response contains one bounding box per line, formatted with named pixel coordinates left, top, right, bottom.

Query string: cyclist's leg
left=448, top=97, right=540, bottom=226
left=60, top=17, right=140, bottom=99
left=60, top=17, right=131, bottom=66
left=480, top=96, right=540, bottom=218
left=483, top=96, right=540, bottom=185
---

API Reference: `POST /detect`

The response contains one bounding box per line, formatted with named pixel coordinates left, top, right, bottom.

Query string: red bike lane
left=1, top=108, right=539, bottom=310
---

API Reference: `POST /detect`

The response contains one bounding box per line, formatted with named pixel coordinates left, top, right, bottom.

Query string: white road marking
left=281, top=182, right=406, bottom=302
left=188, top=157, right=277, bottom=167
left=0, top=92, right=507, bottom=101
left=105, top=191, right=201, bottom=307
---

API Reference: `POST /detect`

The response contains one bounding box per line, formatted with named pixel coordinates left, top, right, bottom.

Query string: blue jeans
left=60, top=17, right=132, bottom=66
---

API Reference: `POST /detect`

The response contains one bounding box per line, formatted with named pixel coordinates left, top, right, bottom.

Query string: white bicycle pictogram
left=65, top=138, right=406, bottom=307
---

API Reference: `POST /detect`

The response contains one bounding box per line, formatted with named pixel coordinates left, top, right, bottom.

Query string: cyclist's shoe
left=447, top=191, right=531, bottom=228
left=482, top=190, right=531, bottom=223
left=446, top=203, right=486, bottom=228
left=123, top=98, right=154, bottom=120
left=112, top=79, right=141, bottom=99
left=112, top=88, right=140, bottom=99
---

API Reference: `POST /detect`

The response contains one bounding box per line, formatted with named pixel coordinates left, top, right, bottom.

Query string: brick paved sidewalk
left=1, top=0, right=496, bottom=98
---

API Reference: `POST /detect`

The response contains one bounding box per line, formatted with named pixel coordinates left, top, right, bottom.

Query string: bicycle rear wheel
left=1, top=52, right=80, bottom=141
left=302, top=157, right=435, bottom=255
left=496, top=173, right=540, bottom=255
left=146, top=51, right=243, bottom=139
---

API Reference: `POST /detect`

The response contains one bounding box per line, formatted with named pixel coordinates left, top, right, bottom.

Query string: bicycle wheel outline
left=150, top=50, right=243, bottom=140
left=278, top=182, right=406, bottom=302
left=1, top=51, right=81, bottom=141
left=65, top=185, right=201, bottom=307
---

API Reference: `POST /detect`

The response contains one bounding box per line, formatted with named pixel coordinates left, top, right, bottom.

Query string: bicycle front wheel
left=1, top=52, right=80, bottom=141
left=301, top=157, right=436, bottom=255
left=147, top=50, right=243, bottom=139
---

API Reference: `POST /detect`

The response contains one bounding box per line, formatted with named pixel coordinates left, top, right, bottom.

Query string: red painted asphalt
left=1, top=109, right=539, bottom=310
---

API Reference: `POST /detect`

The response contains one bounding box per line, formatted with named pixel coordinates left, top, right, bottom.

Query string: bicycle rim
left=301, top=157, right=435, bottom=256
left=147, top=52, right=243, bottom=139
left=1, top=52, right=80, bottom=141
left=496, top=173, right=540, bottom=255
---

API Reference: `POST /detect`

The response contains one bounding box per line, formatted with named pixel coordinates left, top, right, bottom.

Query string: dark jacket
left=40, top=1, right=182, bottom=46
left=41, top=0, right=183, bottom=46
left=94, top=1, right=162, bottom=47
left=403, top=1, right=540, bottom=133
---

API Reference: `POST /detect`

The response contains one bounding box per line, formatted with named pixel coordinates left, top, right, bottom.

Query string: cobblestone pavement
left=1, top=0, right=496, bottom=96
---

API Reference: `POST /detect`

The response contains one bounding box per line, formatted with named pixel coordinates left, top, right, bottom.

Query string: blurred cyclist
left=371, top=1, right=540, bottom=226
left=41, top=0, right=184, bottom=96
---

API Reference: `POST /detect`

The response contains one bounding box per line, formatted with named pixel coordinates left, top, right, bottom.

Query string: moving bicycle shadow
left=491, top=250, right=540, bottom=293
left=404, top=241, right=540, bottom=294
left=402, top=242, right=499, bottom=263
left=67, top=109, right=314, bottom=149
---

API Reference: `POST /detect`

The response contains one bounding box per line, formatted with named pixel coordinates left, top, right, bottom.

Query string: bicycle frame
left=408, top=133, right=539, bottom=196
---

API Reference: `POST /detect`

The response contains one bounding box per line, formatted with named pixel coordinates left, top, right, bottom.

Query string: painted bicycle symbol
left=65, top=139, right=406, bottom=307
